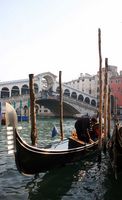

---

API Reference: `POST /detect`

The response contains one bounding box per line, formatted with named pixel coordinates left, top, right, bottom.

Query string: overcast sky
left=0, top=0, right=122, bottom=82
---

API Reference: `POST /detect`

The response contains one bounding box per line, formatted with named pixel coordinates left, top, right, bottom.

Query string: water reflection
left=104, top=166, right=122, bottom=200
left=26, top=163, right=85, bottom=200
left=25, top=155, right=101, bottom=200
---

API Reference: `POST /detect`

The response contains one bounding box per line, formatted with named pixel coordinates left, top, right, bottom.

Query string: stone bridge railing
left=0, top=93, right=98, bottom=116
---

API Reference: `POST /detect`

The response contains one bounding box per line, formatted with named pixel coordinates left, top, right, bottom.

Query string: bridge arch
left=23, top=105, right=28, bottom=116
left=0, top=72, right=97, bottom=116
left=41, top=73, right=55, bottom=91
left=1, top=87, right=10, bottom=98
left=78, top=94, right=84, bottom=101
left=11, top=86, right=20, bottom=97
left=91, top=99, right=96, bottom=106
left=64, top=89, right=70, bottom=97
left=71, top=91, right=77, bottom=99
left=21, top=84, right=29, bottom=95
left=84, top=97, right=90, bottom=104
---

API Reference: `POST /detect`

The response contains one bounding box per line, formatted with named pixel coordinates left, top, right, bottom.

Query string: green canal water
left=0, top=118, right=122, bottom=200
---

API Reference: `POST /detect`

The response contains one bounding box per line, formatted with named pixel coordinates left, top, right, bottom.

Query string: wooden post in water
left=98, top=28, right=103, bottom=163
left=103, top=58, right=108, bottom=154
left=59, top=71, right=64, bottom=141
left=29, top=74, right=37, bottom=146
left=107, top=86, right=111, bottom=139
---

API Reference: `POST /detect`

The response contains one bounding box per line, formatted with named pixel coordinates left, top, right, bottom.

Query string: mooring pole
left=98, top=28, right=103, bottom=163
left=103, top=58, right=108, bottom=154
left=29, top=74, right=37, bottom=146
left=59, top=71, right=64, bottom=141
left=107, top=86, right=111, bottom=139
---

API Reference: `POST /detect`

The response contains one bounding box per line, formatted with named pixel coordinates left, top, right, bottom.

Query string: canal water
left=0, top=118, right=122, bottom=200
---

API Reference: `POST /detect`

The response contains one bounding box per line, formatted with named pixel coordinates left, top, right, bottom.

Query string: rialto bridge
left=0, top=72, right=98, bottom=117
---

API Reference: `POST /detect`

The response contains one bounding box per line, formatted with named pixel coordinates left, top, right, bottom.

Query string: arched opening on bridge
left=34, top=83, right=39, bottom=94
left=64, top=89, right=70, bottom=97
left=84, top=97, right=90, bottom=104
left=71, top=92, right=77, bottom=99
left=11, top=86, right=20, bottom=97
left=24, top=105, right=28, bottom=116
left=78, top=94, right=84, bottom=101
left=91, top=99, right=96, bottom=106
left=1, top=87, right=10, bottom=98
left=42, top=75, right=54, bottom=91
left=21, top=84, right=29, bottom=95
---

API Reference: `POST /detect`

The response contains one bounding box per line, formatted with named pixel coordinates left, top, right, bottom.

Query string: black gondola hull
left=15, top=131, right=99, bottom=175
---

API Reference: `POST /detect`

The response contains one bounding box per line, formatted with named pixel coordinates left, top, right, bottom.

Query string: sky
left=0, top=0, right=122, bottom=82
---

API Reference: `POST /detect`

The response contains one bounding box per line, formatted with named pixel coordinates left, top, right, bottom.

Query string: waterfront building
left=65, top=65, right=122, bottom=118
left=110, top=70, right=122, bottom=117
left=65, top=73, right=98, bottom=97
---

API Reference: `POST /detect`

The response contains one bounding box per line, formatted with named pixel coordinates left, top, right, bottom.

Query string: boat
left=108, top=122, right=122, bottom=179
left=5, top=72, right=102, bottom=176
left=6, top=102, right=100, bottom=176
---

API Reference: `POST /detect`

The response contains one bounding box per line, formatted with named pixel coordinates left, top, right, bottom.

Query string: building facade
left=110, top=70, right=122, bottom=117
left=65, top=65, right=122, bottom=118
left=65, top=73, right=98, bottom=97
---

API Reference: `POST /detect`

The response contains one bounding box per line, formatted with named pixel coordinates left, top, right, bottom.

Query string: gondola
left=6, top=102, right=99, bottom=176
left=108, top=122, right=122, bottom=179
left=6, top=72, right=100, bottom=176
